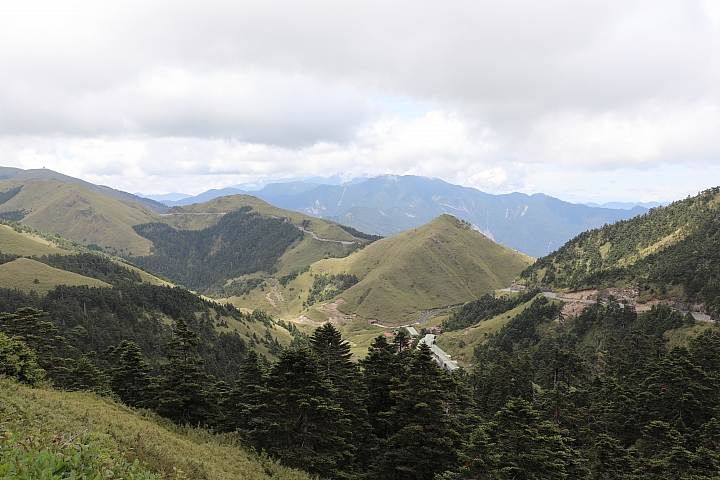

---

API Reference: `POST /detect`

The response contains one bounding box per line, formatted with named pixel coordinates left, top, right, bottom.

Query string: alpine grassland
left=0, top=377, right=312, bottom=480
left=0, top=224, right=67, bottom=257
left=0, top=258, right=111, bottom=293
left=308, top=215, right=532, bottom=324
left=0, top=179, right=159, bottom=255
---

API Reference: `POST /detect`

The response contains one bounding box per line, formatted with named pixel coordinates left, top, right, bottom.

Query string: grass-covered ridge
left=0, top=258, right=111, bottom=293
left=0, top=178, right=159, bottom=255
left=322, top=215, right=532, bottom=324
left=0, top=377, right=312, bottom=479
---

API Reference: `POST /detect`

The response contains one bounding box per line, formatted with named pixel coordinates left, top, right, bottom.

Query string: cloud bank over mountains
left=1, top=1, right=719, bottom=202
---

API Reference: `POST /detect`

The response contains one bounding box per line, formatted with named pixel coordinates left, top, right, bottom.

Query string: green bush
left=0, top=332, right=45, bottom=386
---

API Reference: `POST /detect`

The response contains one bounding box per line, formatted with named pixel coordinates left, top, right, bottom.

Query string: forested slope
left=130, top=207, right=303, bottom=292
left=521, top=186, right=720, bottom=312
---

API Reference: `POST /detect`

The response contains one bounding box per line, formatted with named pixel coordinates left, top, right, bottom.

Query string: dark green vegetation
left=336, top=224, right=384, bottom=242
left=442, top=288, right=541, bottom=332
left=6, top=291, right=720, bottom=478
left=303, top=272, right=359, bottom=307
left=0, top=285, right=266, bottom=384
left=522, top=186, right=720, bottom=313
left=130, top=207, right=303, bottom=292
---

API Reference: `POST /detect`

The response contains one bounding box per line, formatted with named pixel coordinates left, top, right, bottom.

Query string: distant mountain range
left=150, top=175, right=651, bottom=258
left=1, top=167, right=659, bottom=258
left=583, top=201, right=668, bottom=210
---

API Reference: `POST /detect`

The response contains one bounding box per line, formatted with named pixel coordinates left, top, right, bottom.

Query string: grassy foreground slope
left=0, top=179, right=158, bottom=255
left=0, top=377, right=311, bottom=480
left=312, top=215, right=533, bottom=324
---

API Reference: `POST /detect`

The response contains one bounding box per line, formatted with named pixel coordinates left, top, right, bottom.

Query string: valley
left=3, top=170, right=720, bottom=478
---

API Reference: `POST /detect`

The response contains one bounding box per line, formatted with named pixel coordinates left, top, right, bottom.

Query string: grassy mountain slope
left=0, top=179, right=158, bottom=255
left=0, top=377, right=311, bottom=480
left=0, top=224, right=67, bottom=256
left=167, top=194, right=358, bottom=242
left=270, top=215, right=533, bottom=325
left=0, top=257, right=111, bottom=293
left=0, top=166, right=168, bottom=213
left=159, top=194, right=368, bottom=280
left=338, top=215, right=532, bottom=323
left=520, top=186, right=720, bottom=312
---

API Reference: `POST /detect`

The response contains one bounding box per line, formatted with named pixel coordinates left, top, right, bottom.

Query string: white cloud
left=0, top=1, right=719, bottom=201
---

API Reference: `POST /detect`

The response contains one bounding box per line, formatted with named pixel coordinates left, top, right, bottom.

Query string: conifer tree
left=107, top=340, right=153, bottom=408
left=221, top=350, right=267, bottom=434
left=375, top=343, right=463, bottom=480
left=0, top=307, right=64, bottom=369
left=361, top=335, right=407, bottom=439
left=254, top=346, right=352, bottom=478
left=155, top=318, right=214, bottom=424
left=490, top=397, right=585, bottom=479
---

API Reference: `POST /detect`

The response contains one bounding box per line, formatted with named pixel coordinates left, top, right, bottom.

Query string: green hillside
left=0, top=257, right=111, bottom=293
left=334, top=215, right=532, bottom=323
left=143, top=194, right=371, bottom=294
left=253, top=215, right=533, bottom=325
left=0, top=377, right=311, bottom=479
left=0, top=179, right=159, bottom=255
left=0, top=224, right=68, bottom=257
left=520, top=186, right=720, bottom=312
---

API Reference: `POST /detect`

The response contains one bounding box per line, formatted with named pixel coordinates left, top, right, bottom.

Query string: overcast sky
left=1, top=1, right=719, bottom=203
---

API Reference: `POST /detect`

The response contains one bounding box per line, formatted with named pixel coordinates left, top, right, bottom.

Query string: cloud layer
left=1, top=1, right=719, bottom=201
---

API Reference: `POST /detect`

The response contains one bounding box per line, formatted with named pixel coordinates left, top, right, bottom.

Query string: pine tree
left=490, top=397, right=585, bottom=479
left=310, top=323, right=374, bottom=472
left=254, top=346, right=352, bottom=478
left=0, top=331, right=45, bottom=386
left=0, top=307, right=64, bottom=369
left=221, top=350, right=267, bottom=434
left=107, top=340, right=153, bottom=408
left=361, top=335, right=408, bottom=439
left=375, top=343, right=463, bottom=480
left=155, top=318, right=214, bottom=424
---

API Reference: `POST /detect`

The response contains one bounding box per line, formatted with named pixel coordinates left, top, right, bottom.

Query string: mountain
left=244, top=215, right=532, bottom=325
left=139, top=192, right=191, bottom=202
left=154, top=194, right=369, bottom=288
left=584, top=201, right=667, bottom=210
left=0, top=178, right=159, bottom=255
left=160, top=175, right=649, bottom=258
left=0, top=177, right=372, bottom=295
left=520, top=186, right=720, bottom=313
left=0, top=166, right=168, bottom=213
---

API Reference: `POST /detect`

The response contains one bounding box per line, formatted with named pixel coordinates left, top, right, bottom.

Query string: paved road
left=296, top=226, right=359, bottom=245
left=417, top=305, right=462, bottom=324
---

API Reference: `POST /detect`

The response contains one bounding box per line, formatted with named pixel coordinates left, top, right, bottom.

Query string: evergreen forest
left=129, top=207, right=303, bottom=292
left=4, top=286, right=720, bottom=479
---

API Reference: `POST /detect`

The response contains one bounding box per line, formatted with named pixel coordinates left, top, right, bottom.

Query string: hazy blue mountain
left=140, top=192, right=191, bottom=202
left=584, top=201, right=667, bottom=210
left=0, top=166, right=168, bottom=213
left=140, top=174, right=652, bottom=257
left=248, top=175, right=649, bottom=258
left=164, top=187, right=248, bottom=206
